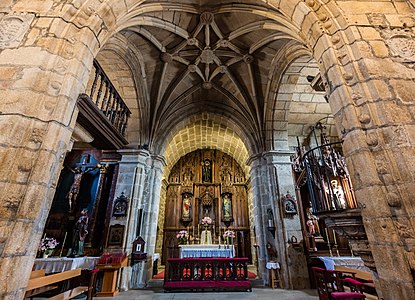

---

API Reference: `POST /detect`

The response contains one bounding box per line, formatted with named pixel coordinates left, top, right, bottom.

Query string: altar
left=179, top=244, right=235, bottom=258
left=33, top=256, right=100, bottom=274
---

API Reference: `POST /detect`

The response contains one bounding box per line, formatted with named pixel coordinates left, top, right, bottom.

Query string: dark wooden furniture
left=312, top=267, right=366, bottom=299
left=164, top=258, right=252, bottom=292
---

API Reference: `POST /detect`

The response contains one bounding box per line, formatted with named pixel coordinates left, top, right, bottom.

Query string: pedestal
left=96, top=257, right=128, bottom=297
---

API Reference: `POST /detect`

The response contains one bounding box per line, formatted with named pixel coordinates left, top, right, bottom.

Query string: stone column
left=113, top=149, right=151, bottom=291
left=0, top=12, right=96, bottom=299
left=247, top=154, right=284, bottom=286
left=131, top=155, right=166, bottom=288
left=264, top=150, right=309, bottom=289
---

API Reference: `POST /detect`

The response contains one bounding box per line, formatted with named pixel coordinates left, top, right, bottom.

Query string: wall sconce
left=267, top=208, right=276, bottom=238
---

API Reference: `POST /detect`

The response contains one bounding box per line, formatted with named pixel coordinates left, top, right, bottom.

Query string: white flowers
left=39, top=237, right=59, bottom=251
left=201, top=216, right=212, bottom=225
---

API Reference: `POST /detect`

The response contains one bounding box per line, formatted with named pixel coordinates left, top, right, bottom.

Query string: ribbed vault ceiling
left=112, top=1, right=308, bottom=154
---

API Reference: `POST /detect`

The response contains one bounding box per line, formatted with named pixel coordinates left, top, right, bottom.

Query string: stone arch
left=155, top=113, right=251, bottom=179
left=91, top=33, right=151, bottom=146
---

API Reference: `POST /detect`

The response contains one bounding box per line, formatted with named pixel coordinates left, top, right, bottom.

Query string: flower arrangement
left=39, top=237, right=59, bottom=252
left=176, top=230, right=189, bottom=244
left=201, top=216, right=212, bottom=225
left=223, top=230, right=235, bottom=238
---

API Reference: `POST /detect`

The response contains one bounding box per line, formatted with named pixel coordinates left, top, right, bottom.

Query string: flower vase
left=43, top=249, right=53, bottom=258
left=226, top=237, right=233, bottom=248
left=204, top=225, right=209, bottom=244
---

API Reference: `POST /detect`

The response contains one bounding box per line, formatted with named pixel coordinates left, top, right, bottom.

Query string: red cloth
left=331, top=292, right=365, bottom=299
left=344, top=277, right=364, bottom=286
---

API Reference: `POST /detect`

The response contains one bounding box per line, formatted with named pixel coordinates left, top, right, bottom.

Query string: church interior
left=1, top=1, right=415, bottom=300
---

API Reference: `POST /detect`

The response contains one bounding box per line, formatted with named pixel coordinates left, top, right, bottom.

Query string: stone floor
left=110, top=287, right=319, bottom=299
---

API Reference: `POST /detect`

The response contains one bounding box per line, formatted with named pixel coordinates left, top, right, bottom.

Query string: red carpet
left=153, top=270, right=257, bottom=280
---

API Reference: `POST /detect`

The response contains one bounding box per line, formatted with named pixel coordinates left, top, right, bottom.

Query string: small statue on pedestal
left=68, top=208, right=89, bottom=257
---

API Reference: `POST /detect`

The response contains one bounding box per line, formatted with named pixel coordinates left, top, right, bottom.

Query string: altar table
left=179, top=244, right=235, bottom=258
left=33, top=257, right=100, bottom=274
left=318, top=256, right=370, bottom=272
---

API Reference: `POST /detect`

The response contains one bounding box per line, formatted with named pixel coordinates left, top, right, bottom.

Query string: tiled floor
left=110, top=287, right=319, bottom=299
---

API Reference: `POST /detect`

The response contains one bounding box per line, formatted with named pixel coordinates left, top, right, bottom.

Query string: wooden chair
left=312, top=267, right=366, bottom=300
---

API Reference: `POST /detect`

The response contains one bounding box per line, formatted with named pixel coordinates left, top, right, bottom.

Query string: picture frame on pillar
left=108, top=224, right=124, bottom=246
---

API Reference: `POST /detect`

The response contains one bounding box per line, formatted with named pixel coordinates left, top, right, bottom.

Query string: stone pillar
left=0, top=12, right=96, bottom=299
left=247, top=154, right=268, bottom=283
left=264, top=150, right=309, bottom=289
left=113, top=149, right=151, bottom=291
left=137, top=154, right=165, bottom=286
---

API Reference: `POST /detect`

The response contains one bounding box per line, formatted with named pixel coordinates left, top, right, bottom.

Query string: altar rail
left=164, top=258, right=252, bottom=292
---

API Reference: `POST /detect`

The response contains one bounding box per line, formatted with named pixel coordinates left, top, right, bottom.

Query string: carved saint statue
left=201, top=159, right=212, bottom=183
left=68, top=208, right=89, bottom=257
left=182, top=194, right=191, bottom=220
left=223, top=194, right=232, bottom=219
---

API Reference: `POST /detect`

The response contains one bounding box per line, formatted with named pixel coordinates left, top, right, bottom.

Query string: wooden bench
left=334, top=266, right=375, bottom=287
left=334, top=265, right=377, bottom=299
left=25, top=268, right=90, bottom=300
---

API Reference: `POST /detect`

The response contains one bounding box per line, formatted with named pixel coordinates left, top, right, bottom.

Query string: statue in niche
left=223, top=194, right=232, bottom=219
left=68, top=208, right=89, bottom=257
left=66, top=165, right=96, bottom=212
left=220, top=155, right=232, bottom=186
left=182, top=166, right=194, bottom=186
left=182, top=193, right=192, bottom=220
left=201, top=159, right=212, bottom=183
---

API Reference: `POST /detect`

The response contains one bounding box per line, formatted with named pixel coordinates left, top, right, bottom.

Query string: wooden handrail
left=25, top=268, right=82, bottom=291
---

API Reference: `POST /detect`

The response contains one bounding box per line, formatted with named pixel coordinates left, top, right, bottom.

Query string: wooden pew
left=334, top=266, right=374, bottom=286
left=25, top=268, right=89, bottom=300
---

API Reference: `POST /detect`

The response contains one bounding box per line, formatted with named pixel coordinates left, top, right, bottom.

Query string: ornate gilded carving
left=0, top=13, right=35, bottom=49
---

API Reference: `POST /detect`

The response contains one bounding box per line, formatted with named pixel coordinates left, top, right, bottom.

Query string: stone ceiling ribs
left=105, top=1, right=309, bottom=153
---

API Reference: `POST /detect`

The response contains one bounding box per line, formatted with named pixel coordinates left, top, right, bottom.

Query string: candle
left=198, top=224, right=200, bottom=237
left=332, top=229, right=337, bottom=244
left=268, top=220, right=272, bottom=227
left=325, top=228, right=329, bottom=242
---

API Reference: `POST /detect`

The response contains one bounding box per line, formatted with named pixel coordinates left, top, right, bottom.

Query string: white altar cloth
left=33, top=256, right=100, bottom=274
left=318, top=256, right=370, bottom=272
left=179, top=244, right=235, bottom=258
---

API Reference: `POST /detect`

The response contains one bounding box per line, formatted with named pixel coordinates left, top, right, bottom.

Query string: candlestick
left=59, top=232, right=67, bottom=258
left=325, top=228, right=332, bottom=256
left=333, top=229, right=339, bottom=256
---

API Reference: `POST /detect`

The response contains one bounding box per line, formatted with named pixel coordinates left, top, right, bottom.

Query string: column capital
left=263, top=150, right=295, bottom=165
left=117, top=149, right=151, bottom=165
left=246, top=152, right=265, bottom=167
left=151, top=154, right=167, bottom=169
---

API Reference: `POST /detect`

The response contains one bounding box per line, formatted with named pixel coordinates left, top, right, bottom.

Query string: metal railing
left=293, top=141, right=358, bottom=214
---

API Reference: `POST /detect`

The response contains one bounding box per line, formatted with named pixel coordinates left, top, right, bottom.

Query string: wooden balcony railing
left=88, top=60, right=131, bottom=137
